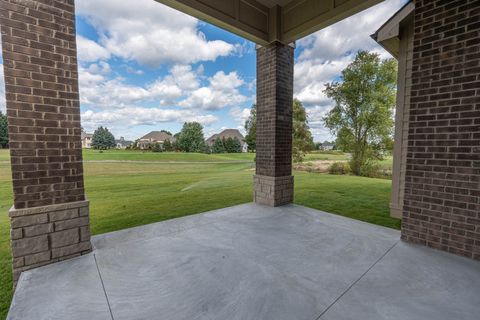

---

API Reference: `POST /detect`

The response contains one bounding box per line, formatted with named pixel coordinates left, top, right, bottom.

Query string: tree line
left=91, top=122, right=244, bottom=154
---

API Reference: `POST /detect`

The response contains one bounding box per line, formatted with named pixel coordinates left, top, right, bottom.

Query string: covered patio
left=1, top=0, right=479, bottom=318
left=9, top=204, right=480, bottom=320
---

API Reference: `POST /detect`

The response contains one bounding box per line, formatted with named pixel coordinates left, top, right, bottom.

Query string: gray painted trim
left=389, top=15, right=413, bottom=220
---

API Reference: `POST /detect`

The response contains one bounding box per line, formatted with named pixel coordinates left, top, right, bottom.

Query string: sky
left=0, top=0, right=408, bottom=142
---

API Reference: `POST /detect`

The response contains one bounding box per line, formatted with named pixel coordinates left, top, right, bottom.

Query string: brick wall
left=402, top=0, right=480, bottom=260
left=254, top=43, right=294, bottom=206
left=0, top=0, right=85, bottom=209
left=1, top=0, right=91, bottom=284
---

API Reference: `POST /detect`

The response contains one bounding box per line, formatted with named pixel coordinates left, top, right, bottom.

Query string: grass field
left=0, top=149, right=399, bottom=318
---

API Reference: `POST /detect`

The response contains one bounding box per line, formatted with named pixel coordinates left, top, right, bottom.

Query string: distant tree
left=163, top=139, right=173, bottom=152
left=244, top=104, right=256, bottom=152
left=177, top=122, right=206, bottom=153
left=0, top=111, right=8, bottom=148
left=91, top=126, right=115, bottom=150
left=323, top=50, right=397, bottom=175
left=211, top=138, right=226, bottom=153
left=224, top=137, right=242, bottom=153
left=161, top=130, right=172, bottom=136
left=292, top=99, right=314, bottom=162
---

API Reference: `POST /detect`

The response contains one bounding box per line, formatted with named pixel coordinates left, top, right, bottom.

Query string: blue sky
left=0, top=0, right=408, bottom=142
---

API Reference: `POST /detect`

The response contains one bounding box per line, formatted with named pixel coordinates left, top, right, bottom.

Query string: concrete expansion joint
left=93, top=253, right=114, bottom=320
left=313, top=241, right=400, bottom=320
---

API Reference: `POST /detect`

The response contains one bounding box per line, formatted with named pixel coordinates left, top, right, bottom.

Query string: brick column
left=402, top=0, right=480, bottom=260
left=0, top=0, right=91, bottom=284
left=254, top=42, right=294, bottom=206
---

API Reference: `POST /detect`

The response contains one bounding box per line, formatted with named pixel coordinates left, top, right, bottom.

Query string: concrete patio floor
left=8, top=203, right=480, bottom=320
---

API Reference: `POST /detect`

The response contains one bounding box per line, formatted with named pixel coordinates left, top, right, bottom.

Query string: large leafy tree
left=244, top=104, right=256, bottom=152
left=243, top=100, right=314, bottom=161
left=177, top=122, right=206, bottom=153
left=91, top=126, right=116, bottom=150
left=0, top=111, right=8, bottom=148
left=323, top=50, right=397, bottom=175
left=293, top=99, right=314, bottom=162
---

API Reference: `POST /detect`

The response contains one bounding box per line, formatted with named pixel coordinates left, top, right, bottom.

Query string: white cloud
left=229, top=106, right=250, bottom=130
left=76, top=36, right=110, bottom=62
left=81, top=107, right=217, bottom=136
left=178, top=71, right=247, bottom=110
left=79, top=72, right=151, bottom=108
left=76, top=0, right=235, bottom=66
left=294, top=56, right=352, bottom=107
left=296, top=0, right=407, bottom=63
left=77, top=63, right=249, bottom=135
left=86, top=61, right=111, bottom=75
left=295, top=0, right=407, bottom=141
left=78, top=63, right=238, bottom=109
left=126, top=67, right=144, bottom=75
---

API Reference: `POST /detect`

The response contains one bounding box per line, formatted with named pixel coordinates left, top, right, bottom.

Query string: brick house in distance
left=206, top=129, right=248, bottom=152
left=137, top=131, right=175, bottom=150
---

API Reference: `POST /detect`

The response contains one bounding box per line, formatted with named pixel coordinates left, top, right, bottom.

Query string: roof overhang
left=155, top=0, right=384, bottom=45
left=371, top=1, right=414, bottom=58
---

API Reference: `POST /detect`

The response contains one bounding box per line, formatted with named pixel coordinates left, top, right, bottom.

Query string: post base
left=9, top=200, right=92, bottom=286
left=254, top=175, right=294, bottom=207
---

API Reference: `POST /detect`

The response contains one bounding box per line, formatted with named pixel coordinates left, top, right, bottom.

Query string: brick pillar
left=0, top=0, right=91, bottom=284
left=254, top=42, right=294, bottom=206
left=402, top=0, right=480, bottom=260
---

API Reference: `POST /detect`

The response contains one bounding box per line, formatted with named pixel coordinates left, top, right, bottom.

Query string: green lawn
left=82, top=149, right=255, bottom=162
left=0, top=149, right=399, bottom=318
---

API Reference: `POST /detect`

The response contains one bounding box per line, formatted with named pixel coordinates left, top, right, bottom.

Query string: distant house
left=320, top=141, right=335, bottom=151
left=138, top=131, right=175, bottom=150
left=206, top=129, right=248, bottom=153
left=115, top=137, right=133, bottom=149
left=81, top=132, right=93, bottom=149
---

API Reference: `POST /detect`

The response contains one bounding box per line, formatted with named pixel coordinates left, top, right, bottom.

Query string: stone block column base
left=254, top=175, right=294, bottom=207
left=9, top=200, right=92, bottom=286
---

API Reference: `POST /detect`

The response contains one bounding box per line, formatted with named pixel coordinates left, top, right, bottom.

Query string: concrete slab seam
left=314, top=240, right=400, bottom=320
left=94, top=253, right=114, bottom=320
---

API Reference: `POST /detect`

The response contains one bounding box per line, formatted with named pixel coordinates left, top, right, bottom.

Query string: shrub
left=360, top=161, right=392, bottom=179
left=328, top=162, right=351, bottom=175
left=151, top=142, right=162, bottom=153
